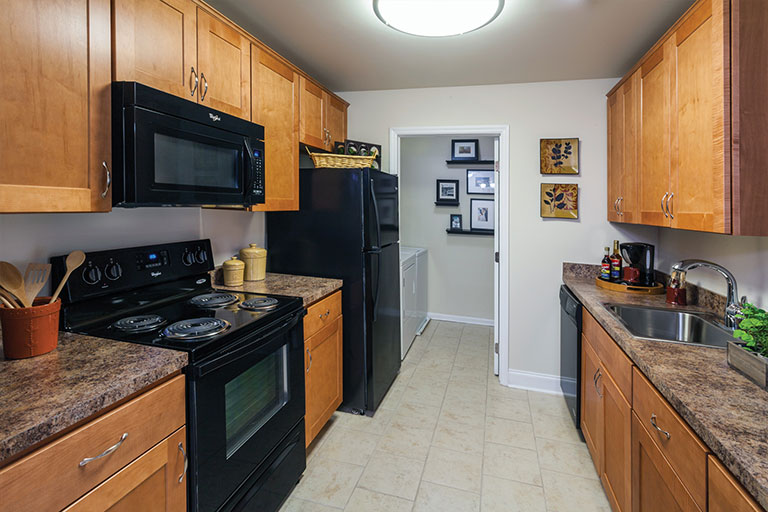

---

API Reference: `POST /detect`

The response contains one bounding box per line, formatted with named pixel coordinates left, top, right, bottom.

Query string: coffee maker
left=620, top=243, right=655, bottom=286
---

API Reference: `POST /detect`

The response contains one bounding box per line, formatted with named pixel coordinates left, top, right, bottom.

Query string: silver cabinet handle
left=666, top=192, right=674, bottom=219
left=650, top=414, right=671, bottom=439
left=593, top=368, right=603, bottom=398
left=189, top=66, right=199, bottom=96
left=319, top=309, right=330, bottom=319
left=200, top=72, right=208, bottom=101
left=79, top=433, right=128, bottom=467
left=100, top=161, right=111, bottom=198
left=661, top=192, right=669, bottom=217
left=178, top=442, right=188, bottom=483
left=618, top=196, right=624, bottom=216
left=306, top=348, right=312, bottom=373
left=613, top=198, right=619, bottom=214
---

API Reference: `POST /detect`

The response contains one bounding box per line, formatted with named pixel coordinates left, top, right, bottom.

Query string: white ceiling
left=206, top=0, right=695, bottom=92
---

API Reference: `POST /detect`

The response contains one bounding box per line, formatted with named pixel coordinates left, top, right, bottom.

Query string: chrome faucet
left=670, top=259, right=746, bottom=329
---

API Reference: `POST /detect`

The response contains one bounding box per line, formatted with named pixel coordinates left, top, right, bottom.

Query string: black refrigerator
left=266, top=166, right=401, bottom=415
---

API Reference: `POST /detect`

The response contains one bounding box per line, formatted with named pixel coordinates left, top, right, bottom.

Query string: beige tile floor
left=281, top=320, right=611, bottom=512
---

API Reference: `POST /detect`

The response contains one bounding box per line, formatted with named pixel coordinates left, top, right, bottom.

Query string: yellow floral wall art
left=541, top=183, right=578, bottom=219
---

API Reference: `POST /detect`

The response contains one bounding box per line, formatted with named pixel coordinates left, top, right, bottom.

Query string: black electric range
left=52, top=240, right=307, bottom=512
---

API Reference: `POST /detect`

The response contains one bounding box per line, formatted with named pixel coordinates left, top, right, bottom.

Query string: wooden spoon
left=50, top=250, right=86, bottom=304
left=0, top=288, right=20, bottom=308
left=24, top=263, right=51, bottom=306
left=0, top=262, right=30, bottom=308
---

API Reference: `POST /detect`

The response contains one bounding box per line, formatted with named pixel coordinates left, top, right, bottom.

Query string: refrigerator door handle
left=369, top=178, right=383, bottom=251
left=372, top=251, right=381, bottom=322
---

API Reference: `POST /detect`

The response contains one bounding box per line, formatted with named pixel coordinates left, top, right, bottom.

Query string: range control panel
left=51, top=239, right=215, bottom=304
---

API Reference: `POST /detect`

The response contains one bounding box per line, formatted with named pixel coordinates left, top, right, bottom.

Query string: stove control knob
left=105, top=262, right=122, bottom=281
left=82, top=265, right=102, bottom=285
left=194, top=247, right=208, bottom=264
left=182, top=250, right=195, bottom=266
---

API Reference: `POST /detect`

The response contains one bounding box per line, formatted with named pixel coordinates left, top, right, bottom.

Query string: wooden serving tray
left=595, top=277, right=665, bottom=295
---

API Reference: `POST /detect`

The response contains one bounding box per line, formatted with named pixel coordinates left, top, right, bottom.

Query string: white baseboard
left=428, top=312, right=493, bottom=326
left=506, top=369, right=566, bottom=396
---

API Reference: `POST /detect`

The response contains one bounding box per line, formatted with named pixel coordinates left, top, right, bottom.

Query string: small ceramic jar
left=239, top=244, right=267, bottom=281
left=222, top=256, right=245, bottom=286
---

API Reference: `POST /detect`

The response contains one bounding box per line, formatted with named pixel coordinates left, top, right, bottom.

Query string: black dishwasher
left=560, top=285, right=584, bottom=438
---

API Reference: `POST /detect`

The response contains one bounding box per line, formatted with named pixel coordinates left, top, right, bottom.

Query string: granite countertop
left=563, top=263, right=768, bottom=509
left=211, top=270, right=343, bottom=307
left=0, top=330, right=187, bottom=465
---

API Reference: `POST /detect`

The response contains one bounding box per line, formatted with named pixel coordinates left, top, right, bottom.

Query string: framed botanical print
left=435, top=179, right=460, bottom=206
left=451, top=139, right=479, bottom=161
left=540, top=183, right=579, bottom=219
left=540, top=138, right=579, bottom=174
left=470, top=198, right=494, bottom=231
left=466, top=170, right=495, bottom=195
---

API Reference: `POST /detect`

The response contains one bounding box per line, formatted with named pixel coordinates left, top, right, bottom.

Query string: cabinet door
left=196, top=8, right=250, bottom=119
left=581, top=335, right=603, bottom=474
left=250, top=46, right=300, bottom=211
left=638, top=40, right=674, bottom=227
left=620, top=71, right=639, bottom=223
left=0, top=0, right=111, bottom=212
left=299, top=76, right=326, bottom=149
left=670, top=0, right=730, bottom=233
left=631, top=413, right=700, bottom=512
left=64, top=427, right=188, bottom=512
left=607, top=91, right=622, bottom=222
left=305, top=315, right=343, bottom=446
left=708, top=456, right=762, bottom=512
left=113, top=0, right=197, bottom=100
left=326, top=93, right=348, bottom=150
left=601, top=370, right=631, bottom=512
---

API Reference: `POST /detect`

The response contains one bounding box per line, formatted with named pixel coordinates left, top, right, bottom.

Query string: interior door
left=493, top=137, right=500, bottom=376
left=196, top=8, right=250, bottom=119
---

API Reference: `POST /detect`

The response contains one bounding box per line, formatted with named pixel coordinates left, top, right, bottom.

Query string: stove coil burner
left=112, top=314, right=167, bottom=333
left=189, top=292, right=239, bottom=308
left=239, top=297, right=279, bottom=311
left=162, top=318, right=231, bottom=340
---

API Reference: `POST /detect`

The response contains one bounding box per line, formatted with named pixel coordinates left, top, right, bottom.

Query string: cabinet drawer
left=304, top=291, right=342, bottom=339
left=632, top=368, right=708, bottom=510
left=583, top=310, right=633, bottom=402
left=0, top=375, right=185, bottom=512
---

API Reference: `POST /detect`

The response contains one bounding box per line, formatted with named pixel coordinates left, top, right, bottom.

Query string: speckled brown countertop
left=563, top=263, right=768, bottom=509
left=0, top=330, right=187, bottom=465
left=211, top=270, right=343, bottom=307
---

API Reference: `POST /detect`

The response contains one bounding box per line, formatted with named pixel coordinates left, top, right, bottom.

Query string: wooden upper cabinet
left=607, top=92, right=623, bottom=223
left=326, top=94, right=348, bottom=149
left=0, top=0, right=111, bottom=213
left=197, top=8, right=250, bottom=119
left=607, top=72, right=639, bottom=223
left=250, top=46, right=300, bottom=211
left=670, top=0, right=729, bottom=233
left=113, top=0, right=198, bottom=99
left=708, top=456, right=763, bottom=512
left=300, top=76, right=327, bottom=149
left=638, top=40, right=673, bottom=228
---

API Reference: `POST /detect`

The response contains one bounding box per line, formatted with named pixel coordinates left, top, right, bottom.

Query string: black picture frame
left=466, top=169, right=495, bottom=195
left=450, top=139, right=479, bottom=161
left=450, top=214, right=463, bottom=230
left=435, top=179, right=460, bottom=206
left=470, top=198, right=495, bottom=231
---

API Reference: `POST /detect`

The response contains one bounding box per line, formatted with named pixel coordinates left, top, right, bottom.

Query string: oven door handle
left=194, top=313, right=301, bottom=377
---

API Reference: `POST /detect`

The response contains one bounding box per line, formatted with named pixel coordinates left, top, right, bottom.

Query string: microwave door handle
left=243, top=138, right=257, bottom=204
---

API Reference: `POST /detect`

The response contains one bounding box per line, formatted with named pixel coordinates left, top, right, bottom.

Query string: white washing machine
left=400, top=246, right=429, bottom=359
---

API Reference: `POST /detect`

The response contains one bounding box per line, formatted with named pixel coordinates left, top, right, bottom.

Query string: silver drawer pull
left=650, top=414, right=671, bottom=440
left=101, top=161, right=111, bottom=198
left=307, top=348, right=312, bottom=373
left=319, top=309, right=331, bottom=319
left=79, top=433, right=128, bottom=467
left=178, top=442, right=188, bottom=483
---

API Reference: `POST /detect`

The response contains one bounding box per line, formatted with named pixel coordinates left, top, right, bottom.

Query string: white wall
left=656, top=229, right=768, bottom=309
left=340, top=79, right=659, bottom=384
left=401, top=135, right=495, bottom=321
left=0, top=208, right=265, bottom=294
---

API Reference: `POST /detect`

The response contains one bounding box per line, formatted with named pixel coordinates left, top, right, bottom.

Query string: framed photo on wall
left=435, top=179, right=460, bottom=206
left=450, top=139, right=479, bottom=161
left=466, top=170, right=495, bottom=194
left=470, top=198, right=494, bottom=231
left=450, top=214, right=463, bottom=230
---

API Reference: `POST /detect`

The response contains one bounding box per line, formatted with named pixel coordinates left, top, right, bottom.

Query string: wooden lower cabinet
left=64, top=427, right=187, bottom=512
left=581, top=335, right=603, bottom=472
left=601, top=370, right=631, bottom=512
left=708, top=455, right=763, bottom=512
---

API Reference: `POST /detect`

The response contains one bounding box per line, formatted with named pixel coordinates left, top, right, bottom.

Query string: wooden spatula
left=0, top=261, right=29, bottom=307
left=24, top=263, right=51, bottom=306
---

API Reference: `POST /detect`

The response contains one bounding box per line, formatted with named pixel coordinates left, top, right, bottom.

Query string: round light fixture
left=373, top=0, right=505, bottom=37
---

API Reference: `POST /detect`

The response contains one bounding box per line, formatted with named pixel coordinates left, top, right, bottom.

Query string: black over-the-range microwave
left=112, top=81, right=265, bottom=207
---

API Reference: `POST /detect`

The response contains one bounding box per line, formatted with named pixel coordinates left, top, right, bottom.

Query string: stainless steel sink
left=605, top=304, right=733, bottom=348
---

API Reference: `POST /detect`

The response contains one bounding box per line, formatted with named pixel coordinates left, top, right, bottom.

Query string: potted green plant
left=727, top=303, right=768, bottom=389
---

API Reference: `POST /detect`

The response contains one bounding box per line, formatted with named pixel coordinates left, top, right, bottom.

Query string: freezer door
left=365, top=242, right=401, bottom=411
left=365, top=170, right=399, bottom=250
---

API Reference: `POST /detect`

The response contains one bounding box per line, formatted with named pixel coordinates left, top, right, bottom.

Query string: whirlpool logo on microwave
left=209, top=113, right=221, bottom=122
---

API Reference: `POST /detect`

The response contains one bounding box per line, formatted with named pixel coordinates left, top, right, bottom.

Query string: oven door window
left=225, top=345, right=289, bottom=458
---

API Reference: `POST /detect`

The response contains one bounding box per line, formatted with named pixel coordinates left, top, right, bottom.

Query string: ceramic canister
left=239, top=244, right=267, bottom=281
left=222, top=256, right=245, bottom=286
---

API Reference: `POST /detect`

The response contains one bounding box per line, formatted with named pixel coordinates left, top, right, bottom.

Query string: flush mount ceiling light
left=374, top=0, right=505, bottom=37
